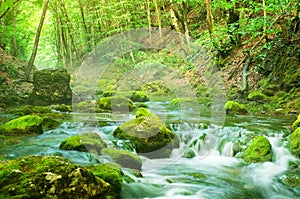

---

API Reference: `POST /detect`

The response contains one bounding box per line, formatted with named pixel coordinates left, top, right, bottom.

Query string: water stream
left=1, top=101, right=299, bottom=198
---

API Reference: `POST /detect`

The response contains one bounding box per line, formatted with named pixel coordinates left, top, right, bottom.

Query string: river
left=1, top=101, right=299, bottom=199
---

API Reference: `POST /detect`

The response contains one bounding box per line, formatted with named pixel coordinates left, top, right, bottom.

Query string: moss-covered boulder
left=289, top=127, right=300, bottom=157
left=242, top=136, right=273, bottom=163
left=86, top=163, right=123, bottom=199
left=0, top=115, right=43, bottom=135
left=292, top=114, right=300, bottom=131
left=28, top=68, right=72, bottom=106
left=113, top=108, right=175, bottom=158
left=59, top=133, right=107, bottom=155
left=247, top=91, right=268, bottom=101
left=98, top=97, right=136, bottom=112
left=224, top=101, right=248, bottom=115
left=0, top=156, right=115, bottom=199
left=129, top=91, right=149, bottom=102
left=41, top=116, right=61, bottom=131
left=101, top=148, right=142, bottom=170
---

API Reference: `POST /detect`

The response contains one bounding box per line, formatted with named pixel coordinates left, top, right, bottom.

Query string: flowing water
left=1, top=101, right=299, bottom=199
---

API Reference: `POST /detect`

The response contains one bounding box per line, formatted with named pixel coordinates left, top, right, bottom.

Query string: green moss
left=129, top=91, right=149, bottom=102
left=0, top=115, right=43, bottom=135
left=7, top=105, right=52, bottom=116
left=242, top=136, right=273, bottom=163
left=292, top=114, right=300, bottom=131
left=41, top=116, right=61, bottom=131
left=0, top=156, right=111, bottom=198
left=113, top=110, right=175, bottom=158
left=101, top=148, right=142, bottom=170
left=59, top=133, right=107, bottom=154
left=247, top=91, right=268, bottom=101
left=289, top=127, right=300, bottom=157
left=87, top=163, right=123, bottom=199
left=136, top=108, right=151, bottom=118
left=224, top=101, right=248, bottom=115
left=98, top=97, right=136, bottom=112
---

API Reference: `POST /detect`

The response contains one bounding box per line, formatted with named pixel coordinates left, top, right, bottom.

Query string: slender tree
left=25, top=0, right=49, bottom=79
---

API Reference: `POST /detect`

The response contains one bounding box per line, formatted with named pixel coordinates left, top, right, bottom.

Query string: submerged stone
left=242, top=136, right=273, bottom=163
left=113, top=108, right=176, bottom=158
left=101, top=148, right=142, bottom=170
left=0, top=156, right=114, bottom=199
left=59, top=133, right=107, bottom=155
left=0, top=115, right=43, bottom=135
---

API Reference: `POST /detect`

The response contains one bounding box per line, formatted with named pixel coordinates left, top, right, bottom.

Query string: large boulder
left=59, top=133, right=107, bottom=155
left=101, top=148, right=142, bottom=171
left=0, top=156, right=121, bottom=199
left=113, top=108, right=176, bottom=158
left=0, top=115, right=43, bottom=135
left=242, top=136, right=273, bottom=163
left=29, top=68, right=72, bottom=106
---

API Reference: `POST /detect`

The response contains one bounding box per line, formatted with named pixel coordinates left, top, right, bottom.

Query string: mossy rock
left=129, top=91, right=149, bottom=102
left=98, top=97, right=136, bottom=112
left=0, top=115, right=43, bottom=135
left=86, top=163, right=123, bottom=198
left=0, top=156, right=111, bottom=199
left=59, top=133, right=107, bottom=155
left=242, top=136, right=273, bottom=163
left=101, top=148, right=142, bottom=170
left=7, top=105, right=52, bottom=116
left=247, top=91, right=268, bottom=101
left=289, top=127, right=300, bottom=157
left=292, top=114, right=300, bottom=131
left=136, top=107, right=152, bottom=118
left=224, top=101, right=248, bottom=115
left=41, top=116, right=61, bottom=131
left=113, top=109, right=176, bottom=158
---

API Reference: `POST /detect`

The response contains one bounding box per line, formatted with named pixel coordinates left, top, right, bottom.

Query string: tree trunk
left=147, top=0, right=152, bottom=37
left=153, top=0, right=162, bottom=37
left=205, top=0, right=214, bottom=35
left=25, top=0, right=49, bottom=79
